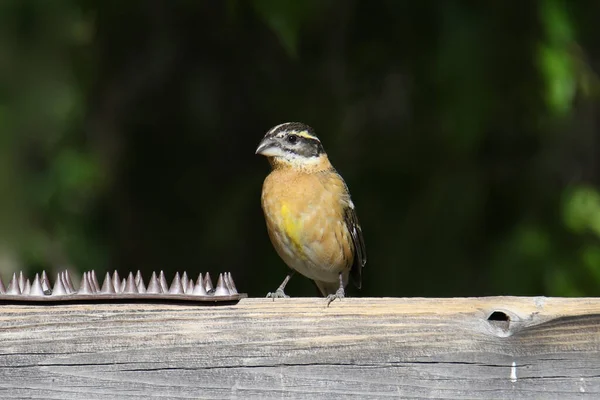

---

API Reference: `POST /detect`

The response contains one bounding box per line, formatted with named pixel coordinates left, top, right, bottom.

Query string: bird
left=255, top=122, right=366, bottom=305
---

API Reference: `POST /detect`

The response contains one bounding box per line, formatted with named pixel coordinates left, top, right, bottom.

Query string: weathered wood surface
left=0, top=297, right=599, bottom=399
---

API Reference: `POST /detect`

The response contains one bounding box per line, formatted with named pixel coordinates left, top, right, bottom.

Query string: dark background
left=1, top=0, right=600, bottom=297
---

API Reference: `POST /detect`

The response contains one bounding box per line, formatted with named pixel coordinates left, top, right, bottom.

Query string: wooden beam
left=0, top=297, right=599, bottom=399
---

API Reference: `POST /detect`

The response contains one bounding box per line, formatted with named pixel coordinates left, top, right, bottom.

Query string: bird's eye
left=287, top=134, right=298, bottom=144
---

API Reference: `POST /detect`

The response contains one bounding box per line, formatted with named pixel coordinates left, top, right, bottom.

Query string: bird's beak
left=255, top=137, right=278, bottom=156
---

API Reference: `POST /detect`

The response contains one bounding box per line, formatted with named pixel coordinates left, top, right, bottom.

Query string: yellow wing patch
left=280, top=203, right=305, bottom=257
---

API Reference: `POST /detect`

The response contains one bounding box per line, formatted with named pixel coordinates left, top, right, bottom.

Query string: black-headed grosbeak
left=256, top=122, right=366, bottom=305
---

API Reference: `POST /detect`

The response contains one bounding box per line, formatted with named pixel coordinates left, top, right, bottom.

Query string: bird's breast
left=261, top=170, right=354, bottom=281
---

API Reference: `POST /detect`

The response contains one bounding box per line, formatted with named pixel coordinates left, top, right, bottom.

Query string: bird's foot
left=266, top=288, right=289, bottom=300
left=326, top=287, right=345, bottom=307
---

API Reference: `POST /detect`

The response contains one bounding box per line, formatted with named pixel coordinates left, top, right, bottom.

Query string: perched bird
left=256, top=122, right=366, bottom=305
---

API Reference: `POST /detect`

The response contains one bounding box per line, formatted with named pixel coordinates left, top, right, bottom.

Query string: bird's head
left=256, top=122, right=329, bottom=170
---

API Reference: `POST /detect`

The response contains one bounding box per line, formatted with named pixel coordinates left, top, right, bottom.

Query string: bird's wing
left=344, top=199, right=366, bottom=289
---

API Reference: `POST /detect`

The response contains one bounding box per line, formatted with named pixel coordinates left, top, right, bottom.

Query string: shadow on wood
left=0, top=297, right=598, bottom=399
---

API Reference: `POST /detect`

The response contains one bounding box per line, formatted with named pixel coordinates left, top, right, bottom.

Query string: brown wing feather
left=344, top=202, right=366, bottom=289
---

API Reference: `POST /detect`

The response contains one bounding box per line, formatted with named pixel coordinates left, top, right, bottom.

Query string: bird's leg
left=326, top=273, right=345, bottom=307
left=266, top=271, right=294, bottom=299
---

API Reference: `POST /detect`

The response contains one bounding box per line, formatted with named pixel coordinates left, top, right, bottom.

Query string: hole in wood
left=488, top=311, right=510, bottom=322
left=487, top=311, right=510, bottom=331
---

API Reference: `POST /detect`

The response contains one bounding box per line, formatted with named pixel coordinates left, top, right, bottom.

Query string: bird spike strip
left=0, top=270, right=246, bottom=304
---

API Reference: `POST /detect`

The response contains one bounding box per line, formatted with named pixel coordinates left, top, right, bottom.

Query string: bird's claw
left=266, top=288, right=289, bottom=300
left=326, top=287, right=345, bottom=307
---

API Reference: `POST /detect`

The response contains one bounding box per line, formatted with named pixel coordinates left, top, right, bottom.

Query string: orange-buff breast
left=261, top=169, right=354, bottom=283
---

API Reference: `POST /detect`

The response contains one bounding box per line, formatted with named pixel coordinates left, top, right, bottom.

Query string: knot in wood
left=485, top=309, right=522, bottom=337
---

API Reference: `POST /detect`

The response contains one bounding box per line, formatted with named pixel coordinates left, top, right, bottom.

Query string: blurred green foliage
left=1, top=0, right=600, bottom=297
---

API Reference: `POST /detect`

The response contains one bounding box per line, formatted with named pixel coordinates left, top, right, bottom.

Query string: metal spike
left=87, top=272, right=97, bottom=294
left=229, top=272, right=238, bottom=294
left=123, top=272, right=138, bottom=293
left=59, top=271, right=70, bottom=294
left=6, top=273, right=20, bottom=295
left=41, top=270, right=51, bottom=293
left=204, top=272, right=213, bottom=293
left=225, top=272, right=238, bottom=294
left=135, top=270, right=147, bottom=292
left=63, top=270, right=75, bottom=293
left=186, top=280, right=194, bottom=294
left=0, top=276, right=5, bottom=294
left=169, top=272, right=184, bottom=294
left=223, top=272, right=231, bottom=290
left=214, top=273, right=230, bottom=296
left=159, top=271, right=169, bottom=293
left=135, top=270, right=142, bottom=287
left=52, top=273, right=67, bottom=296
left=112, top=271, right=121, bottom=293
left=82, top=274, right=90, bottom=294
left=146, top=271, right=162, bottom=294
left=59, top=272, right=67, bottom=293
left=192, top=273, right=207, bottom=295
left=29, top=274, right=45, bottom=296
left=101, top=272, right=115, bottom=294
left=120, top=278, right=126, bottom=293
left=137, top=277, right=146, bottom=293
left=181, top=272, right=189, bottom=292
left=90, top=270, right=100, bottom=292
left=22, top=279, right=31, bottom=295
left=18, top=271, right=26, bottom=292
left=78, top=272, right=94, bottom=294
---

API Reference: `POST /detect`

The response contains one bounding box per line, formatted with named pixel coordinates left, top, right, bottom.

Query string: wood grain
left=0, top=297, right=599, bottom=399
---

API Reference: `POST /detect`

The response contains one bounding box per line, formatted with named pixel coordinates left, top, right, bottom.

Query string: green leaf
left=538, top=0, right=576, bottom=116
left=538, top=44, right=576, bottom=116
left=563, top=185, right=600, bottom=237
